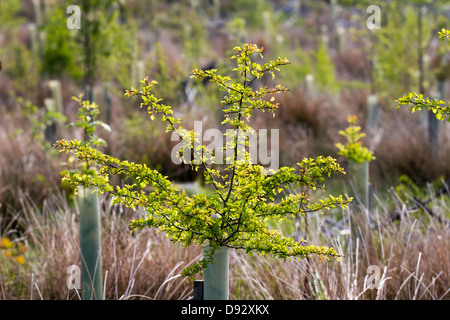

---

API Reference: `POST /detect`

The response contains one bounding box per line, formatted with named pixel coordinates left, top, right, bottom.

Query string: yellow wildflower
left=15, top=255, right=26, bottom=265
left=0, top=237, right=13, bottom=249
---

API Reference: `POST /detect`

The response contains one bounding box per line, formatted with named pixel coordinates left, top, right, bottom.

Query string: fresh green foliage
left=51, top=0, right=137, bottom=88
left=314, top=41, right=339, bottom=93
left=396, top=28, right=449, bottom=122
left=372, top=2, right=432, bottom=100
left=63, top=96, right=111, bottom=178
left=335, top=115, right=376, bottom=163
left=439, top=28, right=450, bottom=42
left=396, top=92, right=449, bottom=122
left=56, top=44, right=352, bottom=277
left=41, top=7, right=82, bottom=79
left=0, top=1, right=25, bottom=28
left=0, top=36, right=39, bottom=95
left=92, top=3, right=139, bottom=87
left=68, top=96, right=111, bottom=147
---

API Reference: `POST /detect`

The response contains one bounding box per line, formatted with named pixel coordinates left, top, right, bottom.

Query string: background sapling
left=63, top=96, right=111, bottom=300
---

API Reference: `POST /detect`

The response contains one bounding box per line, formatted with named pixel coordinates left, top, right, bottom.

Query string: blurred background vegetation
left=0, top=0, right=449, bottom=300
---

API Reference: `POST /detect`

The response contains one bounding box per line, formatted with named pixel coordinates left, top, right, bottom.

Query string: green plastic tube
left=78, top=186, right=103, bottom=300
left=203, top=246, right=229, bottom=300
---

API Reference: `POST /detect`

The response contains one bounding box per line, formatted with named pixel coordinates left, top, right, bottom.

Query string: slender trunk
left=82, top=0, right=95, bottom=102
left=418, top=2, right=424, bottom=96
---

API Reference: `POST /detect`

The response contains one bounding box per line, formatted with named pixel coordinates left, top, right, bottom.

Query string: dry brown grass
left=1, top=183, right=448, bottom=300
left=0, top=191, right=201, bottom=300
left=229, top=189, right=449, bottom=300
left=0, top=111, right=63, bottom=223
